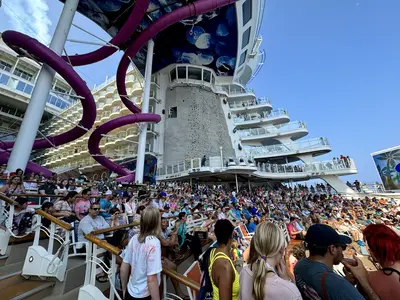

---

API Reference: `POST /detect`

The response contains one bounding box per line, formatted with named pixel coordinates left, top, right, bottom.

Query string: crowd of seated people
left=0, top=168, right=399, bottom=299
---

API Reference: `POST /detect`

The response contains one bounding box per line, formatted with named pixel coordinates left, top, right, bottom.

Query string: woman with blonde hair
left=239, top=222, right=301, bottom=300
left=120, top=206, right=162, bottom=300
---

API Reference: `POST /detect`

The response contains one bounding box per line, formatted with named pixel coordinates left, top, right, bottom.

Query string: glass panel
left=170, top=69, right=176, bottom=81
left=177, top=66, right=186, bottom=79
left=242, top=0, right=252, bottom=26
left=203, top=70, right=211, bottom=82
left=16, top=81, right=26, bottom=92
left=188, top=67, right=201, bottom=80
left=242, top=27, right=251, bottom=48
left=24, top=84, right=33, bottom=94
left=0, top=74, right=9, bottom=85
left=0, top=61, right=12, bottom=72
left=211, top=75, right=215, bottom=85
left=239, top=50, right=247, bottom=66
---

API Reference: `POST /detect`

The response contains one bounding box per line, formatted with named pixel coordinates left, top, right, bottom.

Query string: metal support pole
left=6, top=0, right=79, bottom=173
left=235, top=173, right=239, bottom=193
left=136, top=40, right=154, bottom=183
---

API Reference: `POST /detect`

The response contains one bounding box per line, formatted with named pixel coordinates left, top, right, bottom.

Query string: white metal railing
left=233, top=109, right=288, bottom=124
left=256, top=158, right=356, bottom=174
left=237, top=121, right=306, bottom=138
left=243, top=137, right=329, bottom=156
left=157, top=156, right=257, bottom=177
left=229, top=97, right=271, bottom=109
left=0, top=69, right=76, bottom=110
left=157, top=154, right=356, bottom=179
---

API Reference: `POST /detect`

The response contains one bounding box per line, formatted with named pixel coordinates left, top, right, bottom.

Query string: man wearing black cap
left=294, top=224, right=380, bottom=300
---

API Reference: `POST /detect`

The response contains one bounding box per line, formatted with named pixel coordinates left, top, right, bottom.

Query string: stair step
left=4, top=279, right=54, bottom=300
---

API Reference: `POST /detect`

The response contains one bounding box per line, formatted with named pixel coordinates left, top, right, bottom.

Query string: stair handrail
left=162, top=267, right=200, bottom=292
left=0, top=192, right=18, bottom=206
left=36, top=209, right=73, bottom=231
left=83, top=233, right=200, bottom=300
left=91, top=220, right=140, bottom=235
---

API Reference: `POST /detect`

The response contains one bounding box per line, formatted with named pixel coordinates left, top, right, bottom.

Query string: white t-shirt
left=123, top=234, right=162, bottom=298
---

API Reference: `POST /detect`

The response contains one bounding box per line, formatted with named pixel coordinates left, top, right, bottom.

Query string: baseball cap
left=305, top=224, right=351, bottom=248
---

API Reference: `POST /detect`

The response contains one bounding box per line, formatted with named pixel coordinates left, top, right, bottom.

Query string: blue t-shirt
left=247, top=222, right=256, bottom=233
left=294, top=259, right=365, bottom=300
left=99, top=198, right=112, bottom=219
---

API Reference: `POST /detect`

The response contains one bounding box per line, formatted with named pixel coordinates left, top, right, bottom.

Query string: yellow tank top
left=208, top=248, right=240, bottom=300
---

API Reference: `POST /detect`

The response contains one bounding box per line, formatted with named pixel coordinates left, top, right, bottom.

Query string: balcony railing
left=237, top=121, right=306, bottom=138
left=229, top=97, right=271, bottom=109
left=0, top=69, right=76, bottom=110
left=244, top=137, right=330, bottom=156
left=233, top=109, right=288, bottom=124
left=156, top=154, right=356, bottom=179
left=256, top=158, right=356, bottom=174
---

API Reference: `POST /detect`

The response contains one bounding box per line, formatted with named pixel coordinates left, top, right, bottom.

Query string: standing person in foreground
left=120, top=206, right=162, bottom=300
left=240, top=222, right=301, bottom=300
left=208, top=219, right=240, bottom=300
left=294, top=224, right=380, bottom=300
left=362, top=224, right=400, bottom=300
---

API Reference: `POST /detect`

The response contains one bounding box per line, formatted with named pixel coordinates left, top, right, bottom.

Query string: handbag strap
left=321, top=272, right=329, bottom=300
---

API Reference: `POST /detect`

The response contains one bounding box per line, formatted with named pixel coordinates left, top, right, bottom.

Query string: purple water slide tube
left=0, top=31, right=96, bottom=174
left=0, top=149, right=52, bottom=177
left=88, top=0, right=236, bottom=180
left=117, top=0, right=237, bottom=113
left=62, top=0, right=150, bottom=66
left=88, top=113, right=161, bottom=182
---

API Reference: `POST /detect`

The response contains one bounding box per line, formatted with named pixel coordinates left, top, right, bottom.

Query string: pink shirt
left=239, top=265, right=302, bottom=300
left=368, top=270, right=400, bottom=300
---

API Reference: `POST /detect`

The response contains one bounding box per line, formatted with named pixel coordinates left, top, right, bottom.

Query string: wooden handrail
left=85, top=233, right=120, bottom=255
left=0, top=193, right=18, bottom=206
left=162, top=267, right=200, bottom=292
left=11, top=194, right=104, bottom=198
left=92, top=221, right=140, bottom=235
left=36, top=209, right=73, bottom=231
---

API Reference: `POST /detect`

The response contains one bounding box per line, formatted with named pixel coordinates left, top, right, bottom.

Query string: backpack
left=197, top=247, right=214, bottom=300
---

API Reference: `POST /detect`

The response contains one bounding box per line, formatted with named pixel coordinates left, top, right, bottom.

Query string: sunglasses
left=92, top=208, right=100, bottom=211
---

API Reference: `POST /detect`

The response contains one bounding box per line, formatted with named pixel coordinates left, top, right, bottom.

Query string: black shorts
left=125, top=292, right=151, bottom=300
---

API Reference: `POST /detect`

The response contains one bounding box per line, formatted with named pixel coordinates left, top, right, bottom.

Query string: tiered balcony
left=254, top=158, right=357, bottom=178
left=233, top=109, right=289, bottom=127
left=237, top=121, right=308, bottom=142
left=229, top=97, right=272, bottom=113
left=244, top=137, right=331, bottom=158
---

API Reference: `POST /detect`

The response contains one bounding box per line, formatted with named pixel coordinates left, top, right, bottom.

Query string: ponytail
left=252, top=258, right=269, bottom=300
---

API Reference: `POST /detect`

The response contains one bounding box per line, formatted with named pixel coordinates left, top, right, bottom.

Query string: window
left=170, top=69, right=177, bottom=82
left=242, top=27, right=251, bottom=48
left=188, top=67, right=202, bottom=80
left=16, top=81, right=26, bottom=92
left=203, top=70, right=211, bottom=83
left=177, top=66, right=186, bottom=79
left=54, top=86, right=67, bottom=94
left=13, top=68, right=33, bottom=81
left=0, top=61, right=12, bottom=72
left=0, top=74, right=10, bottom=85
left=239, top=50, right=247, bottom=66
left=168, top=106, right=177, bottom=118
left=242, top=0, right=252, bottom=26
left=24, top=84, right=33, bottom=94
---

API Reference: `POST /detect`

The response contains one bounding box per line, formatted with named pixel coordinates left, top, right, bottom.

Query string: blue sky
left=1, top=0, right=398, bottom=184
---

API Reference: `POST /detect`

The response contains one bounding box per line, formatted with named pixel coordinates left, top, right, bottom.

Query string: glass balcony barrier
left=244, top=138, right=329, bottom=156
left=0, top=69, right=75, bottom=110
left=237, top=121, right=306, bottom=138
left=233, top=109, right=288, bottom=124
left=229, top=98, right=271, bottom=109
left=256, top=158, right=356, bottom=174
